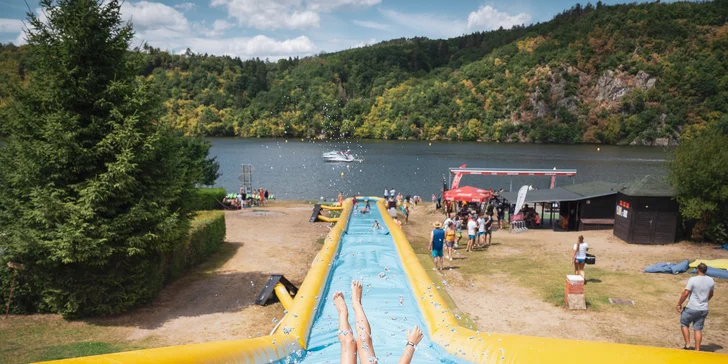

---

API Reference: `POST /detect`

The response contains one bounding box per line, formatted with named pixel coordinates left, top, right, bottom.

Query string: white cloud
left=183, top=35, right=316, bottom=59
left=173, top=2, right=197, bottom=11
left=122, top=2, right=316, bottom=59
left=211, top=0, right=320, bottom=30
left=211, top=0, right=380, bottom=30
left=352, top=19, right=388, bottom=31
left=307, top=0, right=381, bottom=11
left=121, top=1, right=189, bottom=33
left=196, top=19, right=234, bottom=37
left=0, top=18, right=24, bottom=33
left=379, top=8, right=466, bottom=39
left=467, top=5, right=531, bottom=31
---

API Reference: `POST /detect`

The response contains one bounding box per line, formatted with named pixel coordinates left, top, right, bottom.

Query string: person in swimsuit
left=360, top=200, right=371, bottom=214
left=444, top=221, right=456, bottom=262
left=572, top=235, right=589, bottom=280
left=372, top=220, right=382, bottom=230
left=334, top=281, right=424, bottom=364
left=466, top=216, right=477, bottom=253
left=429, top=222, right=445, bottom=271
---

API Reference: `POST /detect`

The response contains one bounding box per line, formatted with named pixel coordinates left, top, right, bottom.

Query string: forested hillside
left=2, top=0, right=727, bottom=144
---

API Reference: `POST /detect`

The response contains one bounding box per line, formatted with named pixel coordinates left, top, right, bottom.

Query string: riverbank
left=0, top=202, right=326, bottom=363
left=402, top=203, right=728, bottom=352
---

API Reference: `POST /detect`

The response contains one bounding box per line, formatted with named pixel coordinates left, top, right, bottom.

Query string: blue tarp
left=643, top=260, right=690, bottom=274
left=689, top=267, right=728, bottom=279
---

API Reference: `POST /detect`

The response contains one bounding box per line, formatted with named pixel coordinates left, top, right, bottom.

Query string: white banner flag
left=514, top=185, right=529, bottom=215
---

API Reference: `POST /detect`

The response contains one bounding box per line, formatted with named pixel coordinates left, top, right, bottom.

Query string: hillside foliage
left=1, top=1, right=727, bottom=144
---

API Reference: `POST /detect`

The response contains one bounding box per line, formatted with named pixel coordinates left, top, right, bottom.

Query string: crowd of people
left=429, top=210, right=496, bottom=271
left=222, top=188, right=272, bottom=209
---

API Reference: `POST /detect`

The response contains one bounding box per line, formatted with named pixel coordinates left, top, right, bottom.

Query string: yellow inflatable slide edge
left=42, top=197, right=724, bottom=363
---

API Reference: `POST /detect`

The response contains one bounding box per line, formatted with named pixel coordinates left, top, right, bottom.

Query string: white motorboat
left=323, top=152, right=355, bottom=162
left=322, top=149, right=350, bottom=158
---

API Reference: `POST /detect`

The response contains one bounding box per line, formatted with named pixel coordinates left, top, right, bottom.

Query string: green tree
left=0, top=0, right=216, bottom=317
left=668, top=124, right=728, bottom=242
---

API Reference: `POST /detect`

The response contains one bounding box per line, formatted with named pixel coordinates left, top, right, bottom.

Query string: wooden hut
left=613, top=175, right=679, bottom=244
left=562, top=181, right=619, bottom=231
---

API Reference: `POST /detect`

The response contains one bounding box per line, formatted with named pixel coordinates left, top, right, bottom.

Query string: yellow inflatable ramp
left=690, top=259, right=728, bottom=270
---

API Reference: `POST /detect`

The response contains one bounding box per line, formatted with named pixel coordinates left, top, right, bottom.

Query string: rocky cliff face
left=523, top=65, right=667, bottom=144
left=593, top=69, right=656, bottom=108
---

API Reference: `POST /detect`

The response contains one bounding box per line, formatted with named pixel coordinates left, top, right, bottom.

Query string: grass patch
left=316, top=237, right=325, bottom=245
left=27, top=341, right=146, bottom=363
left=0, top=316, right=156, bottom=364
left=408, top=234, right=661, bottom=313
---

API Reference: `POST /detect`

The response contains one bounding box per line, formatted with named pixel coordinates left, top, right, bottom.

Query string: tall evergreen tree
left=0, top=0, right=218, bottom=317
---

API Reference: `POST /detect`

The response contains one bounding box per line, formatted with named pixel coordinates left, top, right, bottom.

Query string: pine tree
left=0, top=0, right=217, bottom=317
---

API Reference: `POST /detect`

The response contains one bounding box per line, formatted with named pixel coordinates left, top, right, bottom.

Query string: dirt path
left=403, top=203, right=728, bottom=353
left=94, top=202, right=330, bottom=346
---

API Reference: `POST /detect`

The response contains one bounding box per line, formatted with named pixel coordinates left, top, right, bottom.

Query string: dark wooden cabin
left=613, top=175, right=679, bottom=244
left=561, top=181, right=619, bottom=231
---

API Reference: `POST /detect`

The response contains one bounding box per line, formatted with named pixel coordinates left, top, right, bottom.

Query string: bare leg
left=352, top=281, right=377, bottom=363
left=695, top=330, right=702, bottom=351
left=334, top=292, right=357, bottom=364
left=579, top=262, right=586, bottom=280
left=681, top=326, right=690, bottom=348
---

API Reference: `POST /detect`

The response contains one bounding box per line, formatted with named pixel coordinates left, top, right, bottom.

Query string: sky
left=0, top=0, right=678, bottom=60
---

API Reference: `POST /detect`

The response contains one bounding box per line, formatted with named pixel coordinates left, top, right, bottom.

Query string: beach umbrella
left=443, top=186, right=492, bottom=203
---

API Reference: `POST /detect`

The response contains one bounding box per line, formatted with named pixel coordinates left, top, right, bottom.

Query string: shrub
left=186, top=188, right=226, bottom=211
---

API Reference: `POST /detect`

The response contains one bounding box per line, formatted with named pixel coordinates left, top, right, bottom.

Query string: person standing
left=496, top=202, right=505, bottom=228
left=477, top=215, right=486, bottom=248
left=443, top=213, right=453, bottom=230
left=677, top=263, right=715, bottom=351
left=571, top=235, right=588, bottom=280
left=404, top=200, right=410, bottom=224
left=466, top=216, right=477, bottom=252
left=444, top=222, right=456, bottom=262
left=384, top=187, right=389, bottom=199
left=338, top=191, right=343, bottom=206
left=454, top=216, right=463, bottom=248
left=429, top=222, right=445, bottom=271
left=484, top=214, right=493, bottom=246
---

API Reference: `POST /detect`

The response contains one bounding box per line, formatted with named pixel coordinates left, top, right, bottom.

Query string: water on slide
left=281, top=199, right=466, bottom=363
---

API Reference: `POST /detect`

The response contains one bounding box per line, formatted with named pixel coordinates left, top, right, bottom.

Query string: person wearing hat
left=429, top=222, right=445, bottom=271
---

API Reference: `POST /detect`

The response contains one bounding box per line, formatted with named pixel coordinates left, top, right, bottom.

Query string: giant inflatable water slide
left=47, top=198, right=723, bottom=363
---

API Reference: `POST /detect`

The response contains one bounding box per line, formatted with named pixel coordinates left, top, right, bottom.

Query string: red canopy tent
left=443, top=186, right=493, bottom=203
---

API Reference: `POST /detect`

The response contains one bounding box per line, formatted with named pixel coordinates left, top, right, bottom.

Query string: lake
left=208, top=138, right=669, bottom=200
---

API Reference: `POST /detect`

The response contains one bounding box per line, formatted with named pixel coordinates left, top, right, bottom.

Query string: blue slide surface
left=290, top=198, right=463, bottom=363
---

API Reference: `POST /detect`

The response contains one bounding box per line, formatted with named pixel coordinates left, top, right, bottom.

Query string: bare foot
left=333, top=291, right=348, bottom=317
left=351, top=280, right=363, bottom=306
